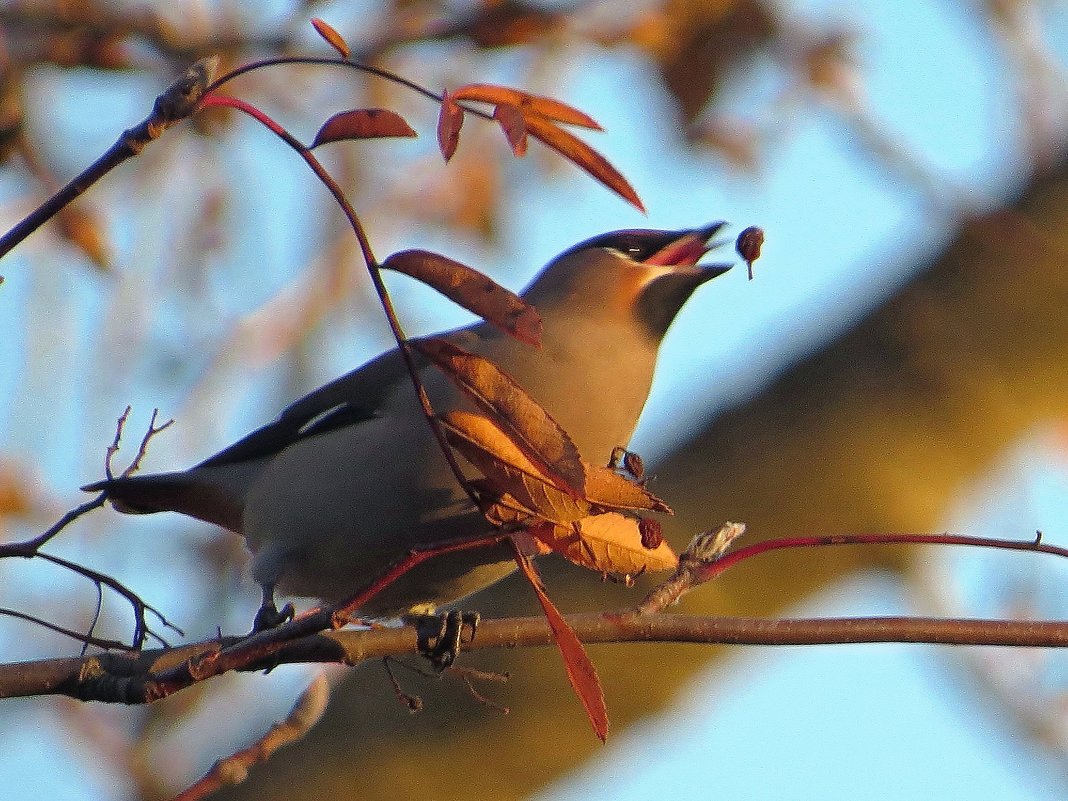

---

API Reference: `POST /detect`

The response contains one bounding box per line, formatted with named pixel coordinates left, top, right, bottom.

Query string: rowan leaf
left=451, top=83, right=603, bottom=130
left=441, top=410, right=590, bottom=524
left=384, top=252, right=541, bottom=345
left=523, top=115, right=645, bottom=213
left=310, top=18, right=350, bottom=58
left=584, top=465, right=673, bottom=514
left=514, top=551, right=608, bottom=741
left=418, top=339, right=585, bottom=494
left=493, top=103, right=528, bottom=156
left=310, top=109, right=416, bottom=147
left=437, top=91, right=464, bottom=161
left=539, top=513, right=678, bottom=574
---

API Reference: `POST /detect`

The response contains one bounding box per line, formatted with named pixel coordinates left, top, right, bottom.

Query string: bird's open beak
left=636, top=222, right=732, bottom=288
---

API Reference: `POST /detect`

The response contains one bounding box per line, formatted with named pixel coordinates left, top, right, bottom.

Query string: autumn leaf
left=584, top=464, right=672, bottom=514
left=493, top=103, right=528, bottom=156
left=383, top=252, right=541, bottom=345
left=311, top=18, right=350, bottom=58
left=513, top=549, right=608, bottom=742
left=441, top=410, right=590, bottom=524
left=437, top=90, right=464, bottom=161
left=416, top=339, right=585, bottom=493
left=310, top=109, right=416, bottom=147
left=522, top=115, right=645, bottom=212
left=532, top=513, right=678, bottom=574
left=451, top=83, right=603, bottom=130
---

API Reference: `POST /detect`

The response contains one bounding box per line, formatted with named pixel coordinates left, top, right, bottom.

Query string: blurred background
left=1, top=0, right=1067, bottom=799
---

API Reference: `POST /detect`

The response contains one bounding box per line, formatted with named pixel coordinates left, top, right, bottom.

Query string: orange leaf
left=310, top=109, right=416, bottom=147
left=416, top=339, right=585, bottom=493
left=451, top=83, right=603, bottom=130
left=311, top=18, right=350, bottom=58
left=584, top=465, right=672, bottom=514
left=523, top=115, right=645, bottom=213
left=513, top=550, right=608, bottom=741
left=493, top=103, right=528, bottom=156
left=437, top=91, right=464, bottom=161
left=533, top=513, right=678, bottom=574
left=383, top=251, right=541, bottom=345
left=440, top=410, right=591, bottom=524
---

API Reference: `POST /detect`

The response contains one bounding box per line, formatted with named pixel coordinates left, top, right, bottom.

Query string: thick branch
left=3, top=612, right=1066, bottom=703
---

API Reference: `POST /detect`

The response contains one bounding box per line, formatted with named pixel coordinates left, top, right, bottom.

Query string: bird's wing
left=194, top=326, right=487, bottom=469
left=196, top=346, right=412, bottom=468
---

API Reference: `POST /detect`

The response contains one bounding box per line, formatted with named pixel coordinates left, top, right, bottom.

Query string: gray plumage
left=84, top=226, right=730, bottom=617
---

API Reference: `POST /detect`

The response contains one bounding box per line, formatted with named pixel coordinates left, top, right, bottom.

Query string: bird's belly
left=240, top=416, right=511, bottom=614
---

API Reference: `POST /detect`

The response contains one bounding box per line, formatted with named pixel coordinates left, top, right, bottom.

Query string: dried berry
left=638, top=517, right=663, bottom=549
left=735, top=226, right=764, bottom=280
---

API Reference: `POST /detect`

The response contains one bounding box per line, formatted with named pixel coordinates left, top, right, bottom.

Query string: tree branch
left=3, top=612, right=1066, bottom=703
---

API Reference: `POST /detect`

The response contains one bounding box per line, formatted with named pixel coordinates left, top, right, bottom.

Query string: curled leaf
left=383, top=251, right=541, bottom=345
left=523, top=115, right=644, bottom=213
left=532, top=513, right=678, bottom=574
left=311, top=18, right=350, bottom=58
left=310, top=109, right=417, bottom=147
left=514, top=551, right=608, bottom=742
left=452, top=83, right=602, bottom=130
left=493, top=103, right=528, bottom=156
left=416, top=339, right=585, bottom=493
left=437, top=91, right=464, bottom=161
left=441, top=410, right=590, bottom=524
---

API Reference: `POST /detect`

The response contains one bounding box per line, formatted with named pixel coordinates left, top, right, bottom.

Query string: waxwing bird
left=84, top=225, right=732, bottom=621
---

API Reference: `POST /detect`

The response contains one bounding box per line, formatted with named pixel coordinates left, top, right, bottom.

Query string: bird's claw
left=415, top=610, right=480, bottom=671
left=250, top=589, right=294, bottom=632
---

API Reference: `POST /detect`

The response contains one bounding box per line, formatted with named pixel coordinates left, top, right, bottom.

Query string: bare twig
left=0, top=57, right=217, bottom=259
left=172, top=673, right=329, bottom=801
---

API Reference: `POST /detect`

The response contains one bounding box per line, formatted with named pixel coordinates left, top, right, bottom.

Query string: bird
left=84, top=225, right=732, bottom=628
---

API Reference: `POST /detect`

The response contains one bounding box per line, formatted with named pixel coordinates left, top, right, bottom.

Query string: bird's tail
left=82, top=472, right=244, bottom=532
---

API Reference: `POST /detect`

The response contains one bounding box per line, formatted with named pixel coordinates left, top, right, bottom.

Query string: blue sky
left=1, top=0, right=1067, bottom=799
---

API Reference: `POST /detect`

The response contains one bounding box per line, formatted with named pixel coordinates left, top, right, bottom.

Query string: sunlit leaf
left=584, top=465, right=672, bottom=514
left=452, top=83, right=603, bottom=130
left=384, top=252, right=541, bottom=345
left=417, top=339, right=585, bottom=493
left=310, top=109, right=416, bottom=147
left=441, top=410, right=590, bottom=524
left=532, top=513, right=678, bottom=574
left=311, top=18, right=350, bottom=58
left=523, top=115, right=645, bottom=212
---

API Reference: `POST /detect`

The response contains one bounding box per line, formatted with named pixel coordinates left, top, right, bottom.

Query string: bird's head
left=522, top=223, right=732, bottom=343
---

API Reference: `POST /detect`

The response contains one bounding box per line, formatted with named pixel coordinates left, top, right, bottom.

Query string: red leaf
left=523, top=115, right=645, bottom=213
left=382, top=250, right=541, bottom=345
left=514, top=550, right=608, bottom=741
left=311, top=18, right=350, bottom=58
left=452, top=83, right=603, bottom=130
left=310, top=109, right=416, bottom=147
left=493, top=103, right=528, bottom=156
left=437, top=91, right=464, bottom=161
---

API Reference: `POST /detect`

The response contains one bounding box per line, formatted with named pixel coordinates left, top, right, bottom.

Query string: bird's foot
left=413, top=610, right=480, bottom=672
left=250, top=589, right=294, bottom=632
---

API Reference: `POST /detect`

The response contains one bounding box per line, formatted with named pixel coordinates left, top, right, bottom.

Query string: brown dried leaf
left=441, top=410, right=590, bottom=524
left=310, top=109, right=416, bottom=147
left=514, top=552, right=608, bottom=742
left=530, top=513, right=677, bottom=574
left=383, top=252, right=541, bottom=345
left=437, top=91, right=464, bottom=161
left=493, top=103, right=528, bottom=156
left=311, top=18, right=350, bottom=58
left=452, top=83, right=602, bottom=130
left=417, top=339, right=585, bottom=493
left=523, top=115, right=645, bottom=213
left=584, top=465, right=672, bottom=514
